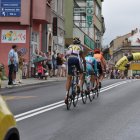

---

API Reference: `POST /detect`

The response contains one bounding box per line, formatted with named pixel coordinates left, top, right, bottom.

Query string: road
left=3, top=79, right=140, bottom=140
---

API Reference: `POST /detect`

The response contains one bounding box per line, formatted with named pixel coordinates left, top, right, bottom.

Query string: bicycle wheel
left=73, top=85, right=79, bottom=107
left=66, top=94, right=72, bottom=110
left=97, top=88, right=100, bottom=98
left=81, top=83, right=87, bottom=104
left=88, top=90, right=95, bottom=102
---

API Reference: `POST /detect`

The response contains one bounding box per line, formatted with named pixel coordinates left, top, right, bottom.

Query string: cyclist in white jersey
left=65, top=37, right=86, bottom=104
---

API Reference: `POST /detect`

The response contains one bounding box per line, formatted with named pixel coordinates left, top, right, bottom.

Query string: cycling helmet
left=94, top=48, right=100, bottom=54
left=87, top=51, right=94, bottom=56
left=73, top=37, right=81, bottom=44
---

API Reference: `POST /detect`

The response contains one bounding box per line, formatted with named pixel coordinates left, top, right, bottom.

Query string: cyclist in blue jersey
left=85, top=51, right=99, bottom=90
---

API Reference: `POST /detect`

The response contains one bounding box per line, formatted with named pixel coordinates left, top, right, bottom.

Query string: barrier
left=115, top=53, right=140, bottom=70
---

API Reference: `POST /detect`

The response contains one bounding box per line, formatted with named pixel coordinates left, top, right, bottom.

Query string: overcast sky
left=102, top=0, right=140, bottom=45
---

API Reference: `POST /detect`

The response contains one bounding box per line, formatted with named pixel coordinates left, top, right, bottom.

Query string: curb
left=0, top=78, right=66, bottom=95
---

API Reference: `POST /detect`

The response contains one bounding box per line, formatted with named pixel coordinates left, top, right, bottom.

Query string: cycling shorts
left=97, top=62, right=103, bottom=75
left=67, top=56, right=83, bottom=75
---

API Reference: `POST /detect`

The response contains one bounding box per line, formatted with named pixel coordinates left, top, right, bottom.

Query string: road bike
left=83, top=74, right=96, bottom=103
left=66, top=66, right=80, bottom=110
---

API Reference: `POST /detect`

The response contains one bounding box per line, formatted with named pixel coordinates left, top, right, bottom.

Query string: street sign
left=86, top=0, right=94, bottom=28
left=0, top=0, right=21, bottom=17
left=74, top=8, right=86, bottom=14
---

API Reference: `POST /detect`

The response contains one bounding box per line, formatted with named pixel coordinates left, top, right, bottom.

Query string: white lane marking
left=15, top=80, right=133, bottom=122
left=15, top=81, right=127, bottom=119
left=15, top=100, right=64, bottom=118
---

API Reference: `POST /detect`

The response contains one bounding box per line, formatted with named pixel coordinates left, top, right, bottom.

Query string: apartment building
left=0, top=0, right=52, bottom=74
left=64, top=0, right=105, bottom=54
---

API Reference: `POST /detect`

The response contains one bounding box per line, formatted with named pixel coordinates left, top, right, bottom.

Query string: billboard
left=1, top=30, right=26, bottom=43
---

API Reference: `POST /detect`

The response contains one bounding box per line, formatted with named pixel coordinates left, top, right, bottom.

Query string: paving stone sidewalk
left=1, top=77, right=66, bottom=89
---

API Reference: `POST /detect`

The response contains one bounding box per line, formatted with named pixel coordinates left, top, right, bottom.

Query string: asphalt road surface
left=4, top=79, right=140, bottom=140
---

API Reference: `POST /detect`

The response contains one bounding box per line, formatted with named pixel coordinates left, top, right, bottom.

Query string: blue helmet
left=87, top=51, right=93, bottom=56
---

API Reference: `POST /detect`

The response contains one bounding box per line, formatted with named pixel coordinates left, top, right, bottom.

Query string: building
left=64, top=0, right=105, bottom=54
left=0, top=0, right=52, bottom=75
left=109, top=28, right=140, bottom=76
left=51, top=0, right=65, bottom=53
left=109, top=28, right=140, bottom=64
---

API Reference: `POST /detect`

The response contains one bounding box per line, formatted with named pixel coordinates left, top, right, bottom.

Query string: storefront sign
left=1, top=30, right=26, bottom=43
left=74, top=8, right=86, bottom=14
left=0, top=0, right=21, bottom=17
left=84, top=35, right=95, bottom=50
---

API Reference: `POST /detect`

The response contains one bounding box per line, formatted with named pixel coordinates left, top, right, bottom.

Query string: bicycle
left=93, top=79, right=100, bottom=98
left=66, top=65, right=80, bottom=110
left=81, top=73, right=88, bottom=104
left=83, top=74, right=97, bottom=102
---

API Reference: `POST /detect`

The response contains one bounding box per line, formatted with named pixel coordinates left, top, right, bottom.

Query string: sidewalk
left=1, top=77, right=66, bottom=89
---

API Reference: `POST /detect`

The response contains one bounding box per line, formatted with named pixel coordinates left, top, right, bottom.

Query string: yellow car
left=0, top=95, right=20, bottom=140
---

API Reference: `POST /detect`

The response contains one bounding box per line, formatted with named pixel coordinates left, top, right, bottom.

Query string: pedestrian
left=16, top=51, right=23, bottom=83
left=22, top=59, right=28, bottom=79
left=52, top=50, right=57, bottom=76
left=56, top=53, right=63, bottom=77
left=8, top=45, right=18, bottom=85
left=61, top=54, right=67, bottom=77
left=46, top=51, right=52, bottom=77
left=37, top=62, right=43, bottom=79
left=42, top=61, right=48, bottom=79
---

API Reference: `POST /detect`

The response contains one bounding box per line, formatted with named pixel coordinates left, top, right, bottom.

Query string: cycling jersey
left=94, top=54, right=103, bottom=62
left=94, top=53, right=106, bottom=74
left=67, top=44, right=83, bottom=57
left=85, top=55, right=98, bottom=76
left=66, top=44, right=84, bottom=75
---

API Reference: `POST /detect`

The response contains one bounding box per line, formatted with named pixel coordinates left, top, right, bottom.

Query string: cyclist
left=65, top=37, right=86, bottom=104
left=94, top=48, right=106, bottom=88
left=85, top=51, right=98, bottom=90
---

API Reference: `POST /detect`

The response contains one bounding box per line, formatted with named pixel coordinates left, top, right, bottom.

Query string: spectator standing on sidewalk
left=13, top=48, right=19, bottom=84
left=16, top=51, right=23, bottom=83
left=52, top=50, right=57, bottom=77
left=46, top=51, right=52, bottom=77
left=61, top=54, right=67, bottom=77
left=56, top=53, right=63, bottom=77
left=22, top=59, right=28, bottom=79
left=8, top=45, right=18, bottom=85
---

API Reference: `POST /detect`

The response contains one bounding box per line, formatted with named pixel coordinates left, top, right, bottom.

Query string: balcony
left=33, top=0, right=52, bottom=24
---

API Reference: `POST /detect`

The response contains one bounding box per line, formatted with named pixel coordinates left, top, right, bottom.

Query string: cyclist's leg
left=77, top=59, right=84, bottom=93
left=65, top=57, right=74, bottom=103
left=66, top=75, right=72, bottom=94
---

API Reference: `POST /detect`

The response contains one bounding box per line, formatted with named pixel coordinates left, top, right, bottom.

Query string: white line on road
left=15, top=80, right=134, bottom=122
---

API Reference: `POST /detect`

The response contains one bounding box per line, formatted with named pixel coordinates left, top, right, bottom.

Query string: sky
left=102, top=0, right=140, bottom=45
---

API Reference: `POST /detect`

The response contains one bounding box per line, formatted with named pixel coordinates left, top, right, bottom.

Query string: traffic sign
left=0, top=0, right=21, bottom=17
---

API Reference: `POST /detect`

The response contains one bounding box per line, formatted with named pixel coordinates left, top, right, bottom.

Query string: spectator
left=22, top=59, right=28, bottom=79
left=16, top=51, right=23, bottom=83
left=52, top=50, right=57, bottom=76
left=37, top=62, right=43, bottom=79
left=56, top=53, right=63, bottom=77
left=46, top=51, right=52, bottom=77
left=42, top=61, right=48, bottom=79
left=8, top=45, right=18, bottom=85
left=61, top=54, right=67, bottom=77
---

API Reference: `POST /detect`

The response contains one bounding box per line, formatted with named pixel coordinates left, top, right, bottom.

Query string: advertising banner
left=1, top=30, right=26, bottom=43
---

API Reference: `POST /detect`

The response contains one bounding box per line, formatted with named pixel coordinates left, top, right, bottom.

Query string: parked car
left=0, top=95, right=20, bottom=140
